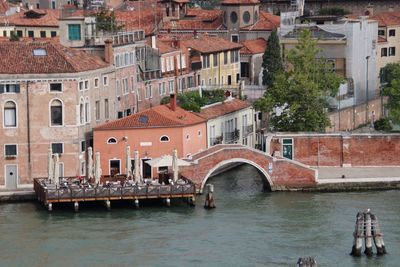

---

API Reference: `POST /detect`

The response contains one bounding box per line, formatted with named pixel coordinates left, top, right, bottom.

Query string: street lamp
left=365, top=55, right=370, bottom=125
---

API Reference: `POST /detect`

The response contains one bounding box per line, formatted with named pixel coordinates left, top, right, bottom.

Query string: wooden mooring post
left=296, top=257, right=317, bottom=267
left=350, top=209, right=387, bottom=257
left=204, top=184, right=215, bottom=209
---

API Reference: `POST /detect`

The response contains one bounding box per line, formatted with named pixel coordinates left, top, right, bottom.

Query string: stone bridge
left=180, top=145, right=317, bottom=193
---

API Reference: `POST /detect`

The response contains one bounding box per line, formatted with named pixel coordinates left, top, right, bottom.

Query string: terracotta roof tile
left=6, top=9, right=60, bottom=27
left=163, top=9, right=225, bottom=31
left=95, top=103, right=206, bottom=130
left=114, top=9, right=163, bottom=36
left=0, top=0, right=9, bottom=14
left=241, top=11, right=279, bottom=31
left=185, top=8, right=223, bottom=21
left=0, top=40, right=109, bottom=74
left=199, top=98, right=252, bottom=120
left=180, top=35, right=242, bottom=53
left=240, top=38, right=266, bottom=55
left=370, top=12, right=400, bottom=27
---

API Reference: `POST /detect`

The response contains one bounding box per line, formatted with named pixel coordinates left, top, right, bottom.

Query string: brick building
left=0, top=39, right=113, bottom=189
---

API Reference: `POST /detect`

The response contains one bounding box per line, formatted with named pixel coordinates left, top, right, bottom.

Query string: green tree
left=9, top=31, right=19, bottom=42
left=255, top=29, right=343, bottom=132
left=381, top=63, right=400, bottom=124
left=96, top=9, right=123, bottom=33
left=262, top=29, right=283, bottom=87
left=160, top=90, right=226, bottom=112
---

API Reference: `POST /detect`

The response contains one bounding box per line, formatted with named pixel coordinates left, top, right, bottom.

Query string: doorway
left=282, top=138, right=293, bottom=160
left=142, top=159, right=152, bottom=178
left=109, top=159, right=120, bottom=176
left=5, top=165, right=17, bottom=189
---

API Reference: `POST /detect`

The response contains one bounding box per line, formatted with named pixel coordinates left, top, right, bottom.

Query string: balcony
left=242, top=124, right=254, bottom=136
left=224, top=129, right=240, bottom=144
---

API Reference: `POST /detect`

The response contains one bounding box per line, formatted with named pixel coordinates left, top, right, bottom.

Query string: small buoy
left=74, top=201, right=79, bottom=212
left=165, top=198, right=171, bottom=207
left=47, top=203, right=53, bottom=212
left=134, top=199, right=139, bottom=208
left=105, top=200, right=111, bottom=211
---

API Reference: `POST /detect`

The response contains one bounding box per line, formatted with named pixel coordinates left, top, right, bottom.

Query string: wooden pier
left=34, top=177, right=196, bottom=211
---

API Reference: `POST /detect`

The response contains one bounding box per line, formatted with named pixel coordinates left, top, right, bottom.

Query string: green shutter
left=68, top=24, right=81, bottom=41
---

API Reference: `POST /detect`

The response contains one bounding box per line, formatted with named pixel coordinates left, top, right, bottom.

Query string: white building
left=199, top=98, right=256, bottom=148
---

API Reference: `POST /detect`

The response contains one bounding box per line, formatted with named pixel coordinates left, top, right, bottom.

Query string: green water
left=0, top=164, right=399, bottom=267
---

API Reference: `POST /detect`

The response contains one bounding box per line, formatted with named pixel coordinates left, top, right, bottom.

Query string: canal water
left=1, top=165, right=399, bottom=267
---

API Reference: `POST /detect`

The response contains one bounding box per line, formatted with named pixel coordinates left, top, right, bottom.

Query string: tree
left=381, top=63, right=400, bottom=124
left=96, top=9, right=123, bottom=33
left=160, top=90, right=226, bottom=112
left=262, top=29, right=283, bottom=87
left=255, top=29, right=343, bottom=132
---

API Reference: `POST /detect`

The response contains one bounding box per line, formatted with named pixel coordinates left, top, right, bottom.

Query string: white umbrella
left=172, top=149, right=179, bottom=182
left=47, top=148, right=53, bottom=181
left=125, top=145, right=132, bottom=178
left=146, top=155, right=191, bottom=168
left=87, top=147, right=93, bottom=182
left=53, top=153, right=59, bottom=185
left=94, top=152, right=102, bottom=185
left=134, top=150, right=141, bottom=183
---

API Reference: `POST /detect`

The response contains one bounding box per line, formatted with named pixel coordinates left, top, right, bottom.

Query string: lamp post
left=365, top=55, right=370, bottom=125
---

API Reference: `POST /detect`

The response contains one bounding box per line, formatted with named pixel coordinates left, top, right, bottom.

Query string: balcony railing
left=242, top=124, right=254, bottom=136
left=224, top=129, right=240, bottom=144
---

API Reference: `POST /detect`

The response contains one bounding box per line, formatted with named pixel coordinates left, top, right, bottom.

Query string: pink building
left=93, top=94, right=206, bottom=178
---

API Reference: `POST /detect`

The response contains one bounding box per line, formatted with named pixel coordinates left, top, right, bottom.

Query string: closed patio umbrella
left=94, top=152, right=102, bottom=185
left=53, top=153, right=59, bottom=185
left=87, top=147, right=93, bottom=182
left=134, top=150, right=141, bottom=183
left=126, top=145, right=132, bottom=178
left=172, top=149, right=179, bottom=182
left=48, top=148, right=53, bottom=181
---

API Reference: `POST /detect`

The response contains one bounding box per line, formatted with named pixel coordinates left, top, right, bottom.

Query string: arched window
left=50, top=99, right=62, bottom=126
left=79, top=98, right=84, bottom=125
left=85, top=97, right=90, bottom=123
left=4, top=101, right=16, bottom=127
left=243, top=11, right=250, bottom=23
left=107, top=137, right=117, bottom=144
left=230, top=11, right=238, bottom=24
left=160, top=135, right=170, bottom=142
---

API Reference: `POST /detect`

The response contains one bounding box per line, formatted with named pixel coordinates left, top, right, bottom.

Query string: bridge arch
left=200, top=158, right=273, bottom=193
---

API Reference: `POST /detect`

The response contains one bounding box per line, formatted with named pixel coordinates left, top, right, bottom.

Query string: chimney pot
left=170, top=93, right=177, bottom=111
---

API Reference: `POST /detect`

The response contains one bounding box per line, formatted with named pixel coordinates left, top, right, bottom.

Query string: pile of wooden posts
left=204, top=184, right=215, bottom=209
left=350, top=209, right=387, bottom=257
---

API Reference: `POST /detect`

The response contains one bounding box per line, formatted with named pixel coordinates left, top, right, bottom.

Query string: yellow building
left=181, top=35, right=242, bottom=87
left=371, top=12, right=400, bottom=77
left=1, top=9, right=59, bottom=38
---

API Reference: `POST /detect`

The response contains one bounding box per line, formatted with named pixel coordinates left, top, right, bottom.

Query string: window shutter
left=0, top=85, right=4, bottom=93
left=15, top=84, right=20, bottom=93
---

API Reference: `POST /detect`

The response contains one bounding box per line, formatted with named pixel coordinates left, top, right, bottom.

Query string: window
left=33, top=49, right=47, bottom=56
left=243, top=11, right=250, bottom=23
left=5, top=144, right=17, bottom=157
left=389, top=29, right=396, bottom=37
left=169, top=80, right=174, bottom=93
left=131, top=76, right=135, bottom=92
left=95, top=100, right=100, bottom=121
left=79, top=81, right=84, bottom=90
left=389, top=47, right=396, bottom=56
left=198, top=130, right=201, bottom=136
left=51, top=143, right=63, bottom=154
left=28, top=31, right=34, bottom=38
left=3, top=30, right=7, bottom=37
left=0, top=84, right=20, bottom=93
left=228, top=75, right=232, bottom=85
left=224, top=51, right=228, bottom=65
left=50, top=83, right=62, bottom=92
left=40, top=31, right=46, bottom=38
left=186, top=134, right=190, bottom=140
left=145, top=85, right=152, bottom=99
left=230, top=50, right=239, bottom=63
left=85, top=100, right=90, bottom=123
left=208, top=78, right=212, bottom=85
left=68, top=24, right=81, bottom=41
left=17, top=30, right=22, bottom=37
left=122, top=78, right=129, bottom=94
left=158, top=83, right=163, bottom=95
left=51, top=1, right=55, bottom=8
left=85, top=80, right=89, bottom=90
left=80, top=140, right=86, bottom=152
left=381, top=48, right=388, bottom=57
left=231, top=35, right=239, bottom=43
left=4, top=101, right=16, bottom=127
left=50, top=100, right=62, bottom=126
left=107, top=137, right=117, bottom=144
left=94, top=78, right=99, bottom=88
left=160, top=135, right=170, bottom=142
left=104, top=99, right=109, bottom=119
left=162, top=82, right=166, bottom=95
left=51, top=31, right=57, bottom=38
left=378, top=30, right=385, bottom=36
left=230, top=11, right=238, bottom=23
left=202, top=54, right=210, bottom=68
left=213, top=53, right=218, bottom=67
left=103, top=76, right=108, bottom=86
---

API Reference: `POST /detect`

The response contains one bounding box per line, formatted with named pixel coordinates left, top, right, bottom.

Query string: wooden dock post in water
left=350, top=209, right=386, bottom=257
left=204, top=184, right=215, bottom=209
left=296, top=257, right=317, bottom=267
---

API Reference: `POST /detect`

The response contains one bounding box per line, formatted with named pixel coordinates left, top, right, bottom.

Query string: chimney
left=104, top=39, right=113, bottom=64
left=170, top=93, right=176, bottom=111
left=365, top=4, right=374, bottom=16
